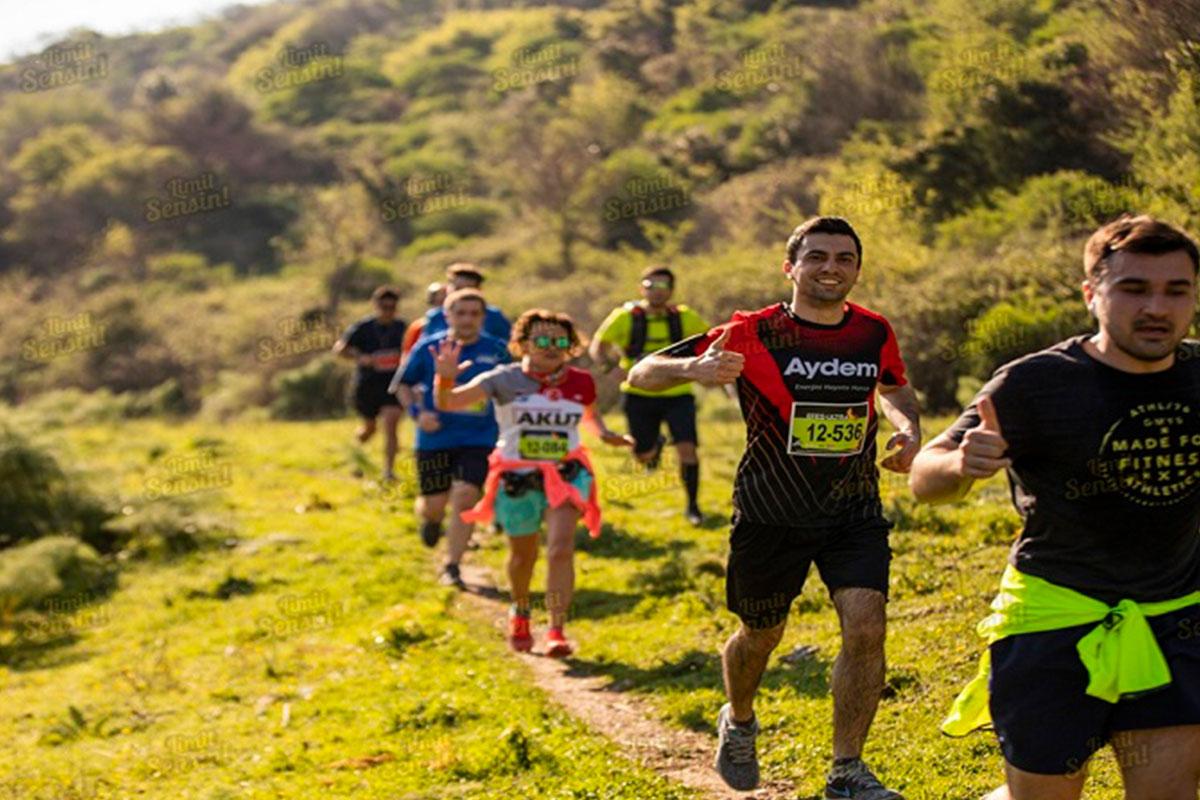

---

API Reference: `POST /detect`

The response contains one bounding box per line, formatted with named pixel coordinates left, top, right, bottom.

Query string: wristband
left=435, top=375, right=455, bottom=391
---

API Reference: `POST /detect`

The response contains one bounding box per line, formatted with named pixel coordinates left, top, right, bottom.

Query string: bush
left=410, top=200, right=502, bottom=239
left=146, top=251, right=234, bottom=291
left=102, top=503, right=229, bottom=561
left=270, top=355, right=350, bottom=419
left=123, top=378, right=194, bottom=417
left=199, top=370, right=272, bottom=422
left=0, top=536, right=116, bottom=612
left=0, top=427, right=110, bottom=550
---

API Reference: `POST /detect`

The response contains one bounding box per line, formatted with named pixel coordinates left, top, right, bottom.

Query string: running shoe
left=508, top=609, right=533, bottom=652
left=544, top=626, right=573, bottom=658
left=685, top=504, right=704, bottom=526
left=420, top=520, right=442, bottom=548
left=438, top=563, right=466, bottom=590
left=824, top=758, right=904, bottom=799
left=714, top=703, right=759, bottom=790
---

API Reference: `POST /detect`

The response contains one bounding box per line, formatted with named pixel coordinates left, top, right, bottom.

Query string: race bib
left=519, top=430, right=570, bottom=460
left=788, top=402, right=869, bottom=457
left=372, top=349, right=401, bottom=371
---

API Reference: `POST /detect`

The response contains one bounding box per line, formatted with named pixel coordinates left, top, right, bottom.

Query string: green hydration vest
left=943, top=564, right=1200, bottom=736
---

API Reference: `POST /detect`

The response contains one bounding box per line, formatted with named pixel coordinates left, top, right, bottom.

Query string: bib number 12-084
left=788, top=402, right=869, bottom=457
left=519, top=430, right=569, bottom=460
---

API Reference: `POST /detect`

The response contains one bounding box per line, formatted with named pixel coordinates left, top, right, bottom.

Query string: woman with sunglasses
left=431, top=309, right=633, bottom=656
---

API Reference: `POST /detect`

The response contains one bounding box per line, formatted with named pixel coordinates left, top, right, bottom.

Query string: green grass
left=0, top=403, right=1130, bottom=799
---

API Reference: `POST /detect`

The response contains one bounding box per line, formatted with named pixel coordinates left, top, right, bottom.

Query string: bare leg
left=830, top=587, right=887, bottom=759
left=507, top=533, right=539, bottom=611
left=356, top=416, right=377, bottom=444
left=444, top=481, right=481, bottom=567
left=1113, top=725, right=1200, bottom=799
left=544, top=504, right=580, bottom=628
left=380, top=406, right=402, bottom=476
left=997, top=760, right=1087, bottom=800
left=416, top=492, right=447, bottom=524
left=721, top=621, right=786, bottom=723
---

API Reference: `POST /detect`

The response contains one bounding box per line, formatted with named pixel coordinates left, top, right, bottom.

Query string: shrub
left=0, top=536, right=116, bottom=613
left=0, top=427, right=110, bottom=550
left=270, top=355, right=350, bottom=419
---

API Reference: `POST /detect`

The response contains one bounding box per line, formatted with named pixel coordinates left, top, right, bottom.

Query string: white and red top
left=476, top=364, right=596, bottom=468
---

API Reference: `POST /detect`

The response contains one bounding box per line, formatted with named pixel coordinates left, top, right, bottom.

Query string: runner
left=390, top=288, right=511, bottom=588
left=431, top=309, right=633, bottom=657
left=628, top=216, right=921, bottom=799
left=910, top=214, right=1200, bottom=800
left=591, top=266, right=711, bottom=525
left=401, top=281, right=446, bottom=359
left=423, top=263, right=511, bottom=342
left=333, top=285, right=408, bottom=481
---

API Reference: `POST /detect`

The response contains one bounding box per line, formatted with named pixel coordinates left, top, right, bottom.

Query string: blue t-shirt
left=393, top=331, right=511, bottom=451
left=424, top=305, right=511, bottom=343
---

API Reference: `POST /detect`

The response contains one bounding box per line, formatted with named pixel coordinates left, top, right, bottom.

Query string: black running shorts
left=415, top=447, right=491, bottom=496
left=623, top=392, right=698, bottom=453
left=989, top=601, right=1200, bottom=775
left=725, top=515, right=893, bottom=629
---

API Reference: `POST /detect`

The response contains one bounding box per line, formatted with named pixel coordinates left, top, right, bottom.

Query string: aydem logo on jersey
left=784, top=357, right=878, bottom=380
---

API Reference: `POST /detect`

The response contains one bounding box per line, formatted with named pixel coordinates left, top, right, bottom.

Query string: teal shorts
left=495, top=468, right=593, bottom=537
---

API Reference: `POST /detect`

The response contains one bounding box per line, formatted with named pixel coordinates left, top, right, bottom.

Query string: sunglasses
left=530, top=335, right=571, bottom=350
left=641, top=279, right=672, bottom=289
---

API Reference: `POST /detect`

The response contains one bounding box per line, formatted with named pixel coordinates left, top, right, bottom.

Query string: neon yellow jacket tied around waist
left=942, top=564, right=1200, bottom=736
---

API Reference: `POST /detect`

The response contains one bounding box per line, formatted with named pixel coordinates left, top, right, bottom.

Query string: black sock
left=682, top=462, right=699, bottom=507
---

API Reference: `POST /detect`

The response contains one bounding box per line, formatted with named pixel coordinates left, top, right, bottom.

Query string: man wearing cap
left=422, top=263, right=511, bottom=343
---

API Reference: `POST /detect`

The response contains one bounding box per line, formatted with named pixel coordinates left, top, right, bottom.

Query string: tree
left=274, top=183, right=394, bottom=317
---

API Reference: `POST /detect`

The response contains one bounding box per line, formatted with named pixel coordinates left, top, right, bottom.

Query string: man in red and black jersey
left=629, top=216, right=921, bottom=799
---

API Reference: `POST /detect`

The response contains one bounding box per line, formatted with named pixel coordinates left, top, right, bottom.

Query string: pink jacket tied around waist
left=461, top=446, right=603, bottom=537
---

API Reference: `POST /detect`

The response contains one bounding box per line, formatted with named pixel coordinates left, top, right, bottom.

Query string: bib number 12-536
left=788, top=402, right=869, bottom=457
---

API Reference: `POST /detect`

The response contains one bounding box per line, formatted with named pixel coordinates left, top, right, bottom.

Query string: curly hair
left=509, top=309, right=588, bottom=358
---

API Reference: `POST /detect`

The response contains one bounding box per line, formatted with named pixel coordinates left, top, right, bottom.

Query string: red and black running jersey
left=662, top=302, right=907, bottom=527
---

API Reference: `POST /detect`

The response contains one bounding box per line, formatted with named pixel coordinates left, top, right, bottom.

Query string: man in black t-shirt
left=911, top=215, right=1200, bottom=800
left=630, top=217, right=920, bottom=799
left=333, top=285, right=408, bottom=481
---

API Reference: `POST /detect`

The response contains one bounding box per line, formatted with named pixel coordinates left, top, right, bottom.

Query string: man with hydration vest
left=591, top=266, right=711, bottom=525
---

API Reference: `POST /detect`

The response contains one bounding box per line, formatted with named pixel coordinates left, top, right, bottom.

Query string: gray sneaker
left=714, top=703, right=759, bottom=790
left=825, top=758, right=904, bottom=799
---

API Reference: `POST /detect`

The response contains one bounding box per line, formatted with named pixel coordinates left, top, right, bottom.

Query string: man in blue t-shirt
left=391, top=287, right=510, bottom=588
left=422, top=263, right=511, bottom=342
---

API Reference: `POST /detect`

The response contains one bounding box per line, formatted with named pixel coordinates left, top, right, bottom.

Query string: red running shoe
left=544, top=626, right=573, bottom=658
left=508, top=610, right=532, bottom=653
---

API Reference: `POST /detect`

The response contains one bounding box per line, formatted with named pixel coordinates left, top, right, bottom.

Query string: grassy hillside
left=0, top=404, right=1133, bottom=798
left=2, top=0, right=1198, bottom=416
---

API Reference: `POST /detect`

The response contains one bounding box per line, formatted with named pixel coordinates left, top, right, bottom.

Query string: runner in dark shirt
left=629, top=216, right=921, bottom=799
left=911, top=214, right=1200, bottom=800
left=333, top=285, right=408, bottom=481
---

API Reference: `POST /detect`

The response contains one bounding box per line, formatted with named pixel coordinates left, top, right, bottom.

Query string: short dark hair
left=785, top=216, right=863, bottom=265
left=446, top=262, right=485, bottom=284
left=1084, top=214, right=1200, bottom=282
left=371, top=285, right=400, bottom=302
left=510, top=309, right=587, bottom=358
left=443, top=287, right=487, bottom=312
left=640, top=265, right=675, bottom=286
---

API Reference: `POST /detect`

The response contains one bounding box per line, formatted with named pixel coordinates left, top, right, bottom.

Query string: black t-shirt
left=943, top=335, right=1200, bottom=603
left=342, top=315, right=408, bottom=384
left=662, top=302, right=908, bottom=528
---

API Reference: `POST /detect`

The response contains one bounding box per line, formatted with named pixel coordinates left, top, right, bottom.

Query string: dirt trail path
left=455, top=562, right=799, bottom=800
